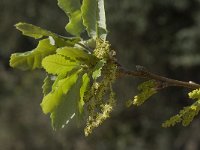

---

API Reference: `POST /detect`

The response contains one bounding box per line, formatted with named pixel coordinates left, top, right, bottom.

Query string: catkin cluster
left=84, top=39, right=117, bottom=136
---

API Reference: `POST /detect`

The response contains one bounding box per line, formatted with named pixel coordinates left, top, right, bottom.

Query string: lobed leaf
left=126, top=80, right=157, bottom=107
left=48, top=36, right=81, bottom=48
left=57, top=0, right=85, bottom=36
left=15, top=22, right=81, bottom=47
left=15, top=22, right=54, bottom=39
left=50, top=72, right=84, bottom=130
left=81, top=0, right=107, bottom=39
left=57, top=0, right=81, bottom=16
left=51, top=73, right=68, bottom=91
left=10, top=39, right=56, bottom=70
left=40, top=71, right=80, bottom=114
left=65, top=10, right=85, bottom=37
left=42, top=54, right=80, bottom=75
left=56, top=46, right=96, bottom=62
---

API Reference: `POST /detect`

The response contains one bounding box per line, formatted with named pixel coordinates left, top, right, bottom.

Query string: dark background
left=1, top=0, right=200, bottom=149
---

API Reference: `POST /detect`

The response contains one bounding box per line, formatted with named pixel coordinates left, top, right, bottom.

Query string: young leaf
left=10, top=39, right=56, bottom=70
left=97, top=0, right=107, bottom=39
left=50, top=72, right=84, bottom=130
left=15, top=22, right=54, bottom=39
left=15, top=22, right=81, bottom=46
left=81, top=0, right=107, bottom=39
left=40, top=71, right=80, bottom=114
left=126, top=80, right=157, bottom=107
left=49, top=36, right=81, bottom=48
left=56, top=46, right=96, bottom=62
left=41, top=84, right=63, bottom=114
left=188, top=88, right=200, bottom=100
left=51, top=73, right=68, bottom=91
left=42, top=54, right=80, bottom=75
left=57, top=0, right=85, bottom=36
left=66, top=10, right=84, bottom=37
left=162, top=101, right=200, bottom=127
left=162, top=89, right=200, bottom=127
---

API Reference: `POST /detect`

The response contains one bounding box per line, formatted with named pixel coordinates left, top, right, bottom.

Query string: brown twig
left=117, top=65, right=200, bottom=89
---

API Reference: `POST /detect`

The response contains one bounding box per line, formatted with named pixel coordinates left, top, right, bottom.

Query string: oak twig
left=117, top=65, right=200, bottom=90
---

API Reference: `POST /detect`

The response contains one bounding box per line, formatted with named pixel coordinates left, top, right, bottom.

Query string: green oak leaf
left=48, top=36, right=81, bottom=48
left=15, top=22, right=81, bottom=47
left=15, top=22, right=54, bottom=39
left=42, top=54, right=80, bottom=75
left=81, top=0, right=107, bottom=39
left=41, top=71, right=80, bottom=114
left=57, top=0, right=85, bottom=36
left=50, top=72, right=84, bottom=130
left=56, top=46, right=96, bottom=62
left=10, top=39, right=56, bottom=70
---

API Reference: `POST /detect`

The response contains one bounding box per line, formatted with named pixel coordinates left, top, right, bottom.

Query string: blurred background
left=1, top=0, right=200, bottom=149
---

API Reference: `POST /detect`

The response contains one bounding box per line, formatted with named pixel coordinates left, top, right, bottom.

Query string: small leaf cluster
left=126, top=80, right=158, bottom=107
left=162, top=88, right=200, bottom=127
left=57, top=0, right=107, bottom=39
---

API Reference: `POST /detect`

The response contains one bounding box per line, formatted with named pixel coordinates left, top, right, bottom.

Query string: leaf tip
left=14, top=22, right=21, bottom=28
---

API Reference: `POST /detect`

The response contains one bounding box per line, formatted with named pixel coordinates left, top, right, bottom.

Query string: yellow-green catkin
left=84, top=103, right=113, bottom=136
left=83, top=39, right=117, bottom=136
left=84, top=84, right=116, bottom=136
left=93, top=39, right=110, bottom=59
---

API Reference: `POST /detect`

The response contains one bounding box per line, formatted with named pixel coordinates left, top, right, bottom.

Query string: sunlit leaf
left=48, top=36, right=80, bottom=48
left=81, top=0, right=107, bottom=39
left=41, top=71, right=80, bottom=114
left=97, top=0, right=107, bottom=39
left=50, top=72, right=83, bottom=130
left=56, top=46, right=96, bottom=62
left=15, top=22, right=81, bottom=46
left=42, top=54, right=80, bottom=75
left=65, top=10, right=85, bottom=37
left=10, top=39, right=56, bottom=70
left=15, top=22, right=54, bottom=39
left=57, top=0, right=85, bottom=36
